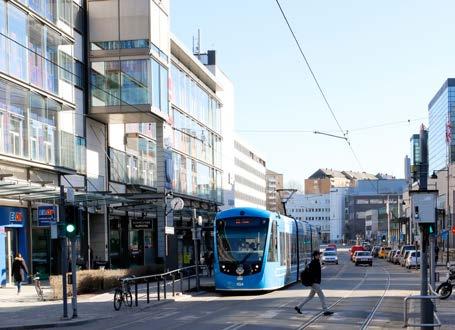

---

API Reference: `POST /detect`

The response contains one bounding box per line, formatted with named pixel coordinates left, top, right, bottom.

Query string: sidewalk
left=0, top=276, right=214, bottom=329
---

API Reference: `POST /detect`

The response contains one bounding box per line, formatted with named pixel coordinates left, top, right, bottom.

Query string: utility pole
left=59, top=185, right=68, bottom=319
left=387, top=195, right=391, bottom=247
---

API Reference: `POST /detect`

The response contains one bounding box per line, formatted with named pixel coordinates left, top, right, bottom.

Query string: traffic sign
left=452, top=226, right=455, bottom=234
left=442, top=231, right=449, bottom=240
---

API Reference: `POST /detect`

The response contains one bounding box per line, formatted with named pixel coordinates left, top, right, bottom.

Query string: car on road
left=354, top=251, right=373, bottom=266
left=321, top=251, right=338, bottom=265
left=324, top=247, right=336, bottom=253
left=372, top=246, right=381, bottom=258
left=327, top=243, right=337, bottom=250
left=378, top=247, right=392, bottom=259
left=405, top=251, right=420, bottom=269
left=392, top=250, right=401, bottom=264
left=401, top=250, right=412, bottom=267
left=386, top=250, right=395, bottom=262
left=399, top=245, right=416, bottom=263
left=350, top=245, right=365, bottom=261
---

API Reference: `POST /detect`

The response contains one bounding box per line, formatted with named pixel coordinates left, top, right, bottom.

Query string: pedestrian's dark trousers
left=15, top=281, right=21, bottom=293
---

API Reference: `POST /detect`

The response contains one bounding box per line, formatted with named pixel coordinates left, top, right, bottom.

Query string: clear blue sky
left=171, top=0, right=455, bottom=185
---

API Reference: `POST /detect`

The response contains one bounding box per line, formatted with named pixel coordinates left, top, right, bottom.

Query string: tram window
left=267, top=220, right=278, bottom=262
left=279, top=232, right=285, bottom=266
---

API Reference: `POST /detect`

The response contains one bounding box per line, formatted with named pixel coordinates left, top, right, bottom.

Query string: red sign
left=452, top=226, right=455, bottom=234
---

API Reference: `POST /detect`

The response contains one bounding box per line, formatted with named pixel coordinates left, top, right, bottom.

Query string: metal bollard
left=163, top=277, right=167, bottom=299
left=157, top=279, right=160, bottom=301
left=180, top=272, right=183, bottom=293
left=172, top=274, right=175, bottom=297
left=147, top=280, right=150, bottom=304
left=187, top=272, right=191, bottom=291
left=135, top=282, right=138, bottom=307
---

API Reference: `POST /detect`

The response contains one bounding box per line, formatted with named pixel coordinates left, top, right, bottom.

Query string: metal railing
left=120, top=265, right=208, bottom=308
left=403, top=284, right=442, bottom=328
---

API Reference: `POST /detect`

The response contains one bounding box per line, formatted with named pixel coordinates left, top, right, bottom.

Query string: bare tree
left=285, top=180, right=303, bottom=192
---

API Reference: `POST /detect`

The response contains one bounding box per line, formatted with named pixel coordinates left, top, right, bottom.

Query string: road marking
left=360, top=266, right=391, bottom=330
left=222, top=323, right=246, bottom=330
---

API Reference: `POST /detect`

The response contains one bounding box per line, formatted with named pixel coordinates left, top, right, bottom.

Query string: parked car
left=378, top=247, right=392, bottom=259
left=321, top=251, right=338, bottom=265
left=372, top=246, right=381, bottom=258
left=350, top=245, right=365, bottom=261
left=354, top=251, right=373, bottom=266
left=387, top=250, right=395, bottom=262
left=399, top=245, right=416, bottom=262
left=405, top=251, right=421, bottom=269
left=401, top=250, right=412, bottom=267
left=392, top=250, right=401, bottom=264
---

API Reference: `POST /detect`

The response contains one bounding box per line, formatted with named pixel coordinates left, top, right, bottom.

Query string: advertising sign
left=131, top=219, right=152, bottom=230
left=38, top=206, right=57, bottom=227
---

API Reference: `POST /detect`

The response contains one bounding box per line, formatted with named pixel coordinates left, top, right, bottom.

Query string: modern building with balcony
left=0, top=0, right=90, bottom=285
left=265, top=169, right=284, bottom=213
left=87, top=0, right=228, bottom=270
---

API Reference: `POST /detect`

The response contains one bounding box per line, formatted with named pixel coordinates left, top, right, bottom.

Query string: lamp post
left=276, top=188, right=297, bottom=216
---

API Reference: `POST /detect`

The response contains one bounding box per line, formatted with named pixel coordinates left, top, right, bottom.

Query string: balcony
left=109, top=147, right=157, bottom=188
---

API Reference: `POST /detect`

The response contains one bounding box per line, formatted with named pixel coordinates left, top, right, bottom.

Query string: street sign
left=131, top=219, right=152, bottom=229
left=442, top=231, right=449, bottom=240
left=165, top=226, right=174, bottom=235
left=38, top=205, right=57, bottom=226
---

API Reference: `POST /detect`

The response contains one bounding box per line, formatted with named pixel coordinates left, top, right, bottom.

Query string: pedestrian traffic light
left=64, top=205, right=78, bottom=239
left=429, top=223, right=435, bottom=234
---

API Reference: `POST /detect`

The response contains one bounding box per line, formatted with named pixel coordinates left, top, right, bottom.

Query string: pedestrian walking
left=12, top=253, right=28, bottom=294
left=295, top=251, right=333, bottom=316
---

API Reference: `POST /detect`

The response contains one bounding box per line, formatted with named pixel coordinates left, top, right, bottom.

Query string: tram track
left=296, top=264, right=392, bottom=330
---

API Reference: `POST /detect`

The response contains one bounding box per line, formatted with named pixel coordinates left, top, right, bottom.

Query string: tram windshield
left=216, top=217, right=269, bottom=264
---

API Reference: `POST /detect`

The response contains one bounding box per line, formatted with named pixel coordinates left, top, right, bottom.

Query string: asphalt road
left=68, top=249, right=421, bottom=330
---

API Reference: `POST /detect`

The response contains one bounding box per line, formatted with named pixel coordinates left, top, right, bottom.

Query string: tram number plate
left=237, top=276, right=243, bottom=281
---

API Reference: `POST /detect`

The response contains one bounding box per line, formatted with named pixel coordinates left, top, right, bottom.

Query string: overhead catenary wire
left=274, top=0, right=380, bottom=172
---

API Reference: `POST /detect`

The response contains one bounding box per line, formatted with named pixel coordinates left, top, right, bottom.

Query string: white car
left=321, top=251, right=338, bottom=265
left=405, top=251, right=420, bottom=269
left=354, top=251, right=373, bottom=266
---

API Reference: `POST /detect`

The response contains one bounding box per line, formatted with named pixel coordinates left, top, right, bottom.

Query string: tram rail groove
left=360, top=267, right=391, bottom=330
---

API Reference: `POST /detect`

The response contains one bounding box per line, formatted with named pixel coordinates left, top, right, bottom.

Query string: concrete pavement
left=2, top=250, right=455, bottom=329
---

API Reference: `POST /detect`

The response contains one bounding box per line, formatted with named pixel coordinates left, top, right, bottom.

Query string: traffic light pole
left=71, top=237, right=78, bottom=318
left=420, top=224, right=434, bottom=330
left=59, top=185, right=68, bottom=319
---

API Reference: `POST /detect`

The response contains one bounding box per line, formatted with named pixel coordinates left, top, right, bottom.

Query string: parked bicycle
left=33, top=273, right=44, bottom=301
left=113, top=276, right=133, bottom=310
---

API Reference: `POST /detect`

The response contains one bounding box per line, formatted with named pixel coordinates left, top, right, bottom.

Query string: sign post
left=411, top=190, right=437, bottom=330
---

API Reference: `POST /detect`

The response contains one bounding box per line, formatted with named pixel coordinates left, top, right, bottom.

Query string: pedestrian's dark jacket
left=12, top=257, right=28, bottom=282
left=308, top=258, right=321, bottom=284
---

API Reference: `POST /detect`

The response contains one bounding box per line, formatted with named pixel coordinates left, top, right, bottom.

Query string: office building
left=0, top=0, right=88, bottom=285
left=428, top=78, right=455, bottom=174
left=265, top=169, right=284, bottom=213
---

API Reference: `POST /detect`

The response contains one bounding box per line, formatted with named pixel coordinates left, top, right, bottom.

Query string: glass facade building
left=428, top=79, right=455, bottom=173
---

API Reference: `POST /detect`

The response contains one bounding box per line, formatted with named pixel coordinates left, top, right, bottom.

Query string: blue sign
left=38, top=206, right=57, bottom=226
left=0, top=206, right=26, bottom=227
left=442, top=231, right=449, bottom=240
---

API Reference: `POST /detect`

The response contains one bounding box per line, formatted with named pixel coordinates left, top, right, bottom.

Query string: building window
left=73, top=2, right=84, bottom=33
left=59, top=51, right=73, bottom=83
left=74, top=60, right=83, bottom=88
left=58, top=0, right=72, bottom=25
left=8, top=3, right=28, bottom=82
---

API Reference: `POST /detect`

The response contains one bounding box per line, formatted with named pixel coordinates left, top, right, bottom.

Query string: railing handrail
left=121, top=264, right=206, bottom=283
left=403, top=292, right=443, bottom=328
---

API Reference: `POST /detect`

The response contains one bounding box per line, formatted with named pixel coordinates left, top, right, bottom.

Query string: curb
left=0, top=316, right=111, bottom=330
left=0, top=299, right=174, bottom=329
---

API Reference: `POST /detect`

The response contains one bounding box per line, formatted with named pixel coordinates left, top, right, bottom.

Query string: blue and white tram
left=214, top=207, right=320, bottom=291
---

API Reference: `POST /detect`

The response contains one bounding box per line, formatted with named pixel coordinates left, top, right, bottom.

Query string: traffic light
left=429, top=223, right=435, bottom=234
left=64, top=205, right=79, bottom=239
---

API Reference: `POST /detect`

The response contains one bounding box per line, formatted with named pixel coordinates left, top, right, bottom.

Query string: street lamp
left=430, top=170, right=450, bottom=264
left=276, top=188, right=297, bottom=216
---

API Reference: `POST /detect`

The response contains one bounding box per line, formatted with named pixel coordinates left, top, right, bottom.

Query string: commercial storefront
left=0, top=206, right=28, bottom=286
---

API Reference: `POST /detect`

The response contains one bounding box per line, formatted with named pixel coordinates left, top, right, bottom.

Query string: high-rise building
left=265, top=169, right=284, bottom=213
left=428, top=78, right=455, bottom=174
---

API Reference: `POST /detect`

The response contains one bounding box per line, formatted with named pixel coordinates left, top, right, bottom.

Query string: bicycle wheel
left=125, top=291, right=133, bottom=307
left=113, top=289, right=123, bottom=311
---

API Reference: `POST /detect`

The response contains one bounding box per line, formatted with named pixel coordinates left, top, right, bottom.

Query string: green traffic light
left=429, top=226, right=433, bottom=234
left=66, top=224, right=75, bottom=233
